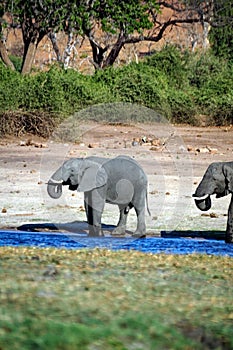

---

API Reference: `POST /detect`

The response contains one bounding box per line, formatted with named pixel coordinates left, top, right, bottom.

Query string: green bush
left=146, top=45, right=188, bottom=88
left=95, top=63, right=170, bottom=118
left=60, top=69, right=114, bottom=111
left=167, top=88, right=197, bottom=124
left=0, top=63, right=23, bottom=110
left=188, top=53, right=233, bottom=124
left=9, top=55, right=23, bottom=72
left=0, top=47, right=232, bottom=133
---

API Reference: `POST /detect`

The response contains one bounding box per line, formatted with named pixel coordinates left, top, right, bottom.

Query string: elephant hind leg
left=112, top=205, right=129, bottom=236
left=132, top=206, right=146, bottom=237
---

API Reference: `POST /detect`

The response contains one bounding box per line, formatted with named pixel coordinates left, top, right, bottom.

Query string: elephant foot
left=111, top=226, right=126, bottom=236
left=132, top=231, right=146, bottom=238
left=88, top=225, right=103, bottom=237
left=225, top=232, right=233, bottom=243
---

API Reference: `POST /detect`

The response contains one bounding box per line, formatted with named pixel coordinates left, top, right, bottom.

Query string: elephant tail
left=146, top=191, right=151, bottom=216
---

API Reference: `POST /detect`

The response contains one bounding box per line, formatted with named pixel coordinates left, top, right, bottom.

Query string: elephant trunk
left=193, top=176, right=212, bottom=211
left=47, top=166, right=64, bottom=199
left=193, top=194, right=212, bottom=211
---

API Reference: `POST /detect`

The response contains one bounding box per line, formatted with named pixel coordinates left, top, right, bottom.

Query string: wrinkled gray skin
left=47, top=156, right=150, bottom=237
left=193, top=161, right=233, bottom=243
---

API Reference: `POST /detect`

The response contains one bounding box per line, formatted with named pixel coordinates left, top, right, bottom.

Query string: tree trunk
left=102, top=34, right=125, bottom=68
left=0, top=40, right=15, bottom=70
left=48, top=32, right=61, bottom=62
left=89, top=37, right=109, bottom=69
left=21, top=41, right=38, bottom=75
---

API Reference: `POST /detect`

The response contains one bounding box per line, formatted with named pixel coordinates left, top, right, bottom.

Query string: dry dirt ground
left=0, top=122, right=233, bottom=237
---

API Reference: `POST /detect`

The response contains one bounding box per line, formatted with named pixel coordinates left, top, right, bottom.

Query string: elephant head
left=193, top=162, right=233, bottom=211
left=47, top=158, right=108, bottom=199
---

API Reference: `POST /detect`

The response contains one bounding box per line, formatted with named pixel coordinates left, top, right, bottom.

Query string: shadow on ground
left=161, top=230, right=226, bottom=241
left=17, top=221, right=226, bottom=240
left=18, top=221, right=132, bottom=236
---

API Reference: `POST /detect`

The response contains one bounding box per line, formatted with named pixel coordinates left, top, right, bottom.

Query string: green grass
left=0, top=247, right=232, bottom=349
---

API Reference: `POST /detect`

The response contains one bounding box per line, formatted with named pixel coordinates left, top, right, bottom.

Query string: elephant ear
left=223, top=164, right=233, bottom=192
left=77, top=161, right=107, bottom=192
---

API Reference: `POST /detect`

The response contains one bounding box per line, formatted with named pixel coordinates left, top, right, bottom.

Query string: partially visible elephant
left=47, top=155, right=150, bottom=237
left=193, top=161, right=233, bottom=243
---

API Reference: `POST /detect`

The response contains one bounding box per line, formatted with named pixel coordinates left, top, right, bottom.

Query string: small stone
left=196, top=147, right=210, bottom=153
left=1, top=208, right=7, bottom=213
left=26, top=139, right=34, bottom=146
left=142, top=142, right=151, bottom=147
left=210, top=212, right=218, bottom=218
left=132, top=140, right=139, bottom=147
left=141, top=136, right=147, bottom=143
left=88, top=143, right=98, bottom=148
left=207, top=146, right=218, bottom=154
left=150, top=190, right=158, bottom=195
left=150, top=146, right=160, bottom=151
left=151, top=138, right=160, bottom=146
left=79, top=205, right=85, bottom=212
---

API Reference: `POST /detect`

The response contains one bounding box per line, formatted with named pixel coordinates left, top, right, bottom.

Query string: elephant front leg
left=84, top=191, right=105, bottom=237
left=132, top=206, right=146, bottom=238
left=226, top=195, right=233, bottom=243
left=112, top=205, right=129, bottom=236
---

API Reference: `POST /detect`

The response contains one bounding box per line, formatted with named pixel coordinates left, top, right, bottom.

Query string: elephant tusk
left=45, top=182, right=63, bottom=185
left=192, top=193, right=210, bottom=200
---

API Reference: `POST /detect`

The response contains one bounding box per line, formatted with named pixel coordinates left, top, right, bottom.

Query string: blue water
left=0, top=230, right=233, bottom=257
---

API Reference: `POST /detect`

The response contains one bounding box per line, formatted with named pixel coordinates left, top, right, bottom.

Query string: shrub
left=146, top=45, right=188, bottom=88
left=0, top=47, right=232, bottom=135
left=0, top=63, right=23, bottom=110
left=167, top=88, right=197, bottom=124
left=9, top=55, right=23, bottom=72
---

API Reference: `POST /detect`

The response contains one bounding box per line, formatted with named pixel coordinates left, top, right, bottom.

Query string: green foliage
left=188, top=52, right=233, bottom=124
left=95, top=63, right=169, bottom=113
left=8, top=55, right=23, bottom=72
left=146, top=45, right=188, bottom=88
left=0, top=47, right=232, bottom=130
left=209, top=0, right=233, bottom=60
left=93, top=0, right=159, bottom=35
left=0, top=63, right=23, bottom=110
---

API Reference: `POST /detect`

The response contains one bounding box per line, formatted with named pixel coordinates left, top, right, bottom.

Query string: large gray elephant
left=193, top=161, right=233, bottom=243
left=47, top=155, right=150, bottom=237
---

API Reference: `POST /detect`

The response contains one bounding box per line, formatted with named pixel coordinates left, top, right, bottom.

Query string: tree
left=83, top=0, right=219, bottom=69
left=0, top=7, right=15, bottom=70
left=1, top=1, right=231, bottom=73
left=1, top=0, right=86, bottom=74
left=209, top=0, right=233, bottom=59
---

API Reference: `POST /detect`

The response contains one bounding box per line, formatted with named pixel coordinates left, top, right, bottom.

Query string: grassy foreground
left=0, top=247, right=232, bottom=349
